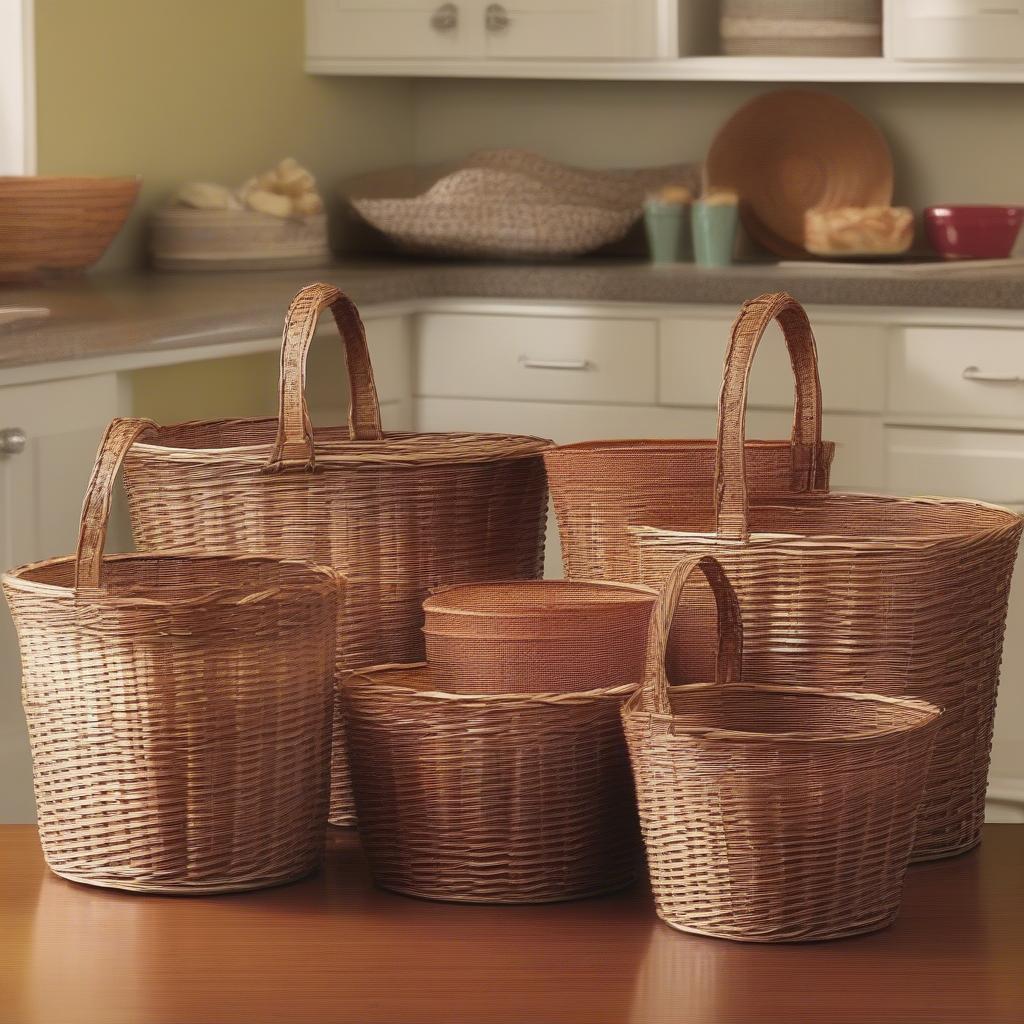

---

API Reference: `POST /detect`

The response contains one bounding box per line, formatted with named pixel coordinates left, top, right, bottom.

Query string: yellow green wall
left=34, top=0, right=415, bottom=270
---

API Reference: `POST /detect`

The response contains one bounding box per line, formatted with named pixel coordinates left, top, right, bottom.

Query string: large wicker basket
left=622, top=555, right=942, bottom=942
left=423, top=579, right=655, bottom=694
left=2, top=419, right=341, bottom=894
left=121, top=283, right=551, bottom=826
left=548, top=291, right=1022, bottom=861
left=344, top=661, right=640, bottom=903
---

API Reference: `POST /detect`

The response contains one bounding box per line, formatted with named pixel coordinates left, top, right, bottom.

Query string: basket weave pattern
left=622, top=555, right=942, bottom=942
left=3, top=419, right=340, bottom=894
left=345, top=665, right=640, bottom=903
left=121, top=284, right=551, bottom=825
left=550, top=292, right=1022, bottom=860
left=423, top=580, right=655, bottom=694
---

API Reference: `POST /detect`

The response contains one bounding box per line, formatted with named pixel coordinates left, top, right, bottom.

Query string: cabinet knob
left=430, top=3, right=458, bottom=31
left=486, top=3, right=511, bottom=31
left=0, top=427, right=27, bottom=455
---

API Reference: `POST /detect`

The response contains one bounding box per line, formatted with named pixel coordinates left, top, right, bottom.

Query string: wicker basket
left=720, top=1, right=883, bottom=58
left=121, top=283, right=551, bottom=826
left=344, top=662, right=640, bottom=903
left=2, top=419, right=340, bottom=894
left=622, top=555, right=942, bottom=942
left=548, top=292, right=1022, bottom=861
left=423, top=580, right=656, bottom=694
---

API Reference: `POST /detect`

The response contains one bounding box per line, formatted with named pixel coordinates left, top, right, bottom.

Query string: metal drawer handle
left=519, top=357, right=592, bottom=371
left=486, top=3, right=511, bottom=31
left=1, top=427, right=27, bottom=455
left=430, top=3, right=458, bottom=31
left=962, top=365, right=1024, bottom=384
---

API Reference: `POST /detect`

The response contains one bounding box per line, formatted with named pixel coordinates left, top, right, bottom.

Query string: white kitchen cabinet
left=306, top=0, right=677, bottom=63
left=0, top=373, right=127, bottom=823
left=886, top=0, right=1024, bottom=62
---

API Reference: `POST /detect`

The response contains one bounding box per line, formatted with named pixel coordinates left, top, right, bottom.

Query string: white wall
left=0, top=0, right=35, bottom=174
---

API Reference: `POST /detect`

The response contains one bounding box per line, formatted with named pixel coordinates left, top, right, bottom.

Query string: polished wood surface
left=0, top=824, right=1021, bottom=1024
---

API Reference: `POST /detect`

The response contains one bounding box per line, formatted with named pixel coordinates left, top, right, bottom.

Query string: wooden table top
left=1, top=824, right=1021, bottom=1024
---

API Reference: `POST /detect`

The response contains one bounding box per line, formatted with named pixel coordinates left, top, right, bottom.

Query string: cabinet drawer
left=306, top=0, right=482, bottom=60
left=417, top=313, right=657, bottom=404
left=660, top=315, right=886, bottom=413
left=886, top=426, right=1024, bottom=505
left=890, top=326, right=1024, bottom=420
left=887, top=1, right=1024, bottom=61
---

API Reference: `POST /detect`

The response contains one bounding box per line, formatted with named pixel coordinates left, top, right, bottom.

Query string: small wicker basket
left=622, top=554, right=942, bottom=943
left=423, top=579, right=655, bottom=694
left=344, top=661, right=641, bottom=904
left=3, top=419, right=341, bottom=894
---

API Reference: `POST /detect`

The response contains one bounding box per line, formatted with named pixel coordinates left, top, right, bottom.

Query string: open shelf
left=306, top=54, right=1024, bottom=84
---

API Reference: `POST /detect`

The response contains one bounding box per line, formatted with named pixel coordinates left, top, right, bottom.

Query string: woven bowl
left=0, top=176, right=139, bottom=279
left=424, top=580, right=656, bottom=694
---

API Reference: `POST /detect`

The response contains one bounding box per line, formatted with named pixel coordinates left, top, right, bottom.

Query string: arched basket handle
left=265, top=282, right=384, bottom=472
left=75, top=417, right=158, bottom=590
left=633, top=555, right=744, bottom=716
left=715, top=292, right=827, bottom=541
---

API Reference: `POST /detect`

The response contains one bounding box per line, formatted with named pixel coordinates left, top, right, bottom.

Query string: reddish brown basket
left=343, top=663, right=640, bottom=903
left=622, top=554, right=942, bottom=943
left=120, top=283, right=551, bottom=825
left=423, top=579, right=656, bottom=694
left=549, top=291, right=1022, bottom=861
left=2, top=419, right=341, bottom=894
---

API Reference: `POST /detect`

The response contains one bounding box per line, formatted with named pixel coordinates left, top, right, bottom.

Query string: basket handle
left=715, top=292, right=826, bottom=541
left=266, top=282, right=384, bottom=472
left=637, top=555, right=743, bottom=715
left=75, top=417, right=158, bottom=590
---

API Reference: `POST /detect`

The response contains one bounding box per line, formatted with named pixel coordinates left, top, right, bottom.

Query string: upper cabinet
left=305, top=0, right=1024, bottom=82
left=305, top=0, right=690, bottom=63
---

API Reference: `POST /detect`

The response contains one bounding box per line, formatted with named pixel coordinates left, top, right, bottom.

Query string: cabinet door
left=482, top=0, right=660, bottom=59
left=0, top=374, right=126, bottom=822
left=306, top=0, right=485, bottom=60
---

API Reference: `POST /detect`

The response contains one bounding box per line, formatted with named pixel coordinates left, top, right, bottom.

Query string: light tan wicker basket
left=622, top=555, right=942, bottom=942
left=120, top=283, right=551, bottom=826
left=423, top=579, right=656, bottom=694
left=548, top=291, right=1022, bottom=861
left=344, top=661, right=640, bottom=903
left=2, top=419, right=341, bottom=894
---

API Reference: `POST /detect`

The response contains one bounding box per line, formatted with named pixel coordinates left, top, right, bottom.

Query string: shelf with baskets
left=305, top=0, right=1024, bottom=82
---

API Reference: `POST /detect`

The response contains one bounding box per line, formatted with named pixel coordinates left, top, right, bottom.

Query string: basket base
left=374, top=874, right=636, bottom=906
left=910, top=834, right=982, bottom=864
left=48, top=861, right=321, bottom=896
left=657, top=910, right=900, bottom=944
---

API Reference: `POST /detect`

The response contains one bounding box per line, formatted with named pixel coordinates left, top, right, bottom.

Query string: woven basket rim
left=623, top=682, right=943, bottom=744
left=131, top=422, right=552, bottom=466
left=545, top=438, right=824, bottom=455
left=424, top=579, right=656, bottom=619
left=2, top=551, right=340, bottom=607
left=345, top=662, right=638, bottom=704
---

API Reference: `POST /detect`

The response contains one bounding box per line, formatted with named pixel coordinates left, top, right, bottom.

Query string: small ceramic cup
left=644, top=187, right=694, bottom=264
left=692, top=192, right=740, bottom=267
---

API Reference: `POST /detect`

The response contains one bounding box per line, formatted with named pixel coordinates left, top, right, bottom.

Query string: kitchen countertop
left=1, top=823, right=1021, bottom=1024
left=1, top=257, right=1023, bottom=373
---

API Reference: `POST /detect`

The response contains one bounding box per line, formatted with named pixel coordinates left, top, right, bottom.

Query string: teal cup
left=692, top=201, right=739, bottom=267
left=644, top=202, right=692, bottom=264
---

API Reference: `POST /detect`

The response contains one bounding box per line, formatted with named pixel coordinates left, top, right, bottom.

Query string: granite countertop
left=2, top=257, right=1023, bottom=372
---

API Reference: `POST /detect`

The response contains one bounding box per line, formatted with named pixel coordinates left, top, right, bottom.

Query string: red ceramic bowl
left=924, top=205, right=1024, bottom=260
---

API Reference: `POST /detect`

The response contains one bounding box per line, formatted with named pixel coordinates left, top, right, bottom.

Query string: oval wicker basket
left=2, top=419, right=341, bottom=894
left=120, top=283, right=552, bottom=826
left=344, top=663, right=640, bottom=903
left=622, top=555, right=942, bottom=943
left=547, top=291, right=1023, bottom=861
left=423, top=579, right=656, bottom=694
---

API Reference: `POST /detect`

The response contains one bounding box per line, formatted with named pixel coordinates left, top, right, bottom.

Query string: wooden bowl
left=706, top=90, right=894, bottom=258
left=0, top=176, right=140, bottom=279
